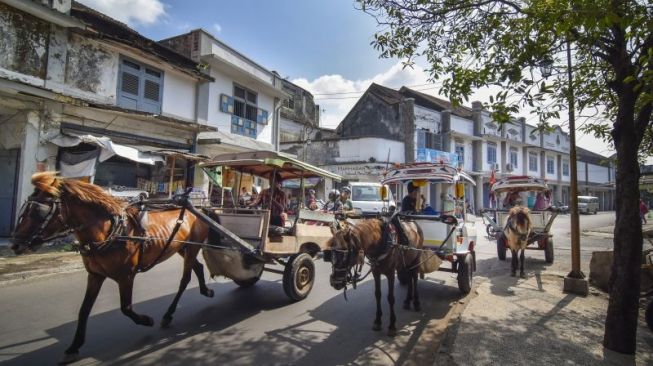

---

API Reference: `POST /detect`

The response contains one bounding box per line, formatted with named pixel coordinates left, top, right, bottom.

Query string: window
left=562, top=160, right=569, bottom=176
left=416, top=130, right=442, bottom=150
left=118, top=58, right=163, bottom=113
left=284, top=97, right=295, bottom=110
left=528, top=152, right=538, bottom=171
left=487, top=142, right=497, bottom=165
left=509, top=147, right=518, bottom=168
left=455, top=144, right=465, bottom=165
left=232, top=84, right=258, bottom=137
left=547, top=156, right=555, bottom=174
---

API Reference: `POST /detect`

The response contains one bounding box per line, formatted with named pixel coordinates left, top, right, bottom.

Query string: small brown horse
left=504, top=206, right=533, bottom=278
left=327, top=218, right=424, bottom=336
left=11, top=172, right=213, bottom=364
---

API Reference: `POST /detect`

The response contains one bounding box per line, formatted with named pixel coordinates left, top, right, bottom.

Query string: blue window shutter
left=221, top=94, right=234, bottom=114
left=257, top=108, right=268, bottom=124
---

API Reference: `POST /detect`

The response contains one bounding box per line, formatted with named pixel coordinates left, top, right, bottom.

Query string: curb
left=0, top=251, right=84, bottom=286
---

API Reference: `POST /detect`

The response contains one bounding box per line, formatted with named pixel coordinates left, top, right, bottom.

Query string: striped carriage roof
left=381, top=163, right=475, bottom=185
left=491, top=176, right=549, bottom=193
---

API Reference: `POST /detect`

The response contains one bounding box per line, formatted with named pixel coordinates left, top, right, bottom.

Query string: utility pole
left=562, top=38, right=589, bottom=295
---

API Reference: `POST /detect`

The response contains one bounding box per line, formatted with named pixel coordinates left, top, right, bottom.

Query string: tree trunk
left=603, top=104, right=642, bottom=354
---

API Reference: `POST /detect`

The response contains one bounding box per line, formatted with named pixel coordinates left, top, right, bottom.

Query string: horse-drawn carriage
left=480, top=176, right=560, bottom=263
left=381, top=163, right=478, bottom=294
left=196, top=150, right=342, bottom=301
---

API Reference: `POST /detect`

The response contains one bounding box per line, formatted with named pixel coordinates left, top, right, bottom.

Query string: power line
left=311, top=82, right=440, bottom=96
left=314, top=85, right=442, bottom=101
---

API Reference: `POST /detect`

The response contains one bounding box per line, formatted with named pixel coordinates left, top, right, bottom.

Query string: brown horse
left=11, top=172, right=213, bottom=364
left=327, top=218, right=424, bottom=336
left=504, top=206, right=533, bottom=278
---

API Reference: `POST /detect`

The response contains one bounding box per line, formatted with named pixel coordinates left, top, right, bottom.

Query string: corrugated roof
left=70, top=1, right=212, bottom=81
left=577, top=147, right=612, bottom=166
left=399, top=87, right=474, bottom=118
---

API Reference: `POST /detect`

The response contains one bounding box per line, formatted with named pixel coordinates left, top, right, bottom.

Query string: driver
left=339, top=187, right=354, bottom=213
left=503, top=190, right=521, bottom=208
left=401, top=182, right=420, bottom=213
left=248, top=173, right=287, bottom=227
left=324, top=189, right=342, bottom=212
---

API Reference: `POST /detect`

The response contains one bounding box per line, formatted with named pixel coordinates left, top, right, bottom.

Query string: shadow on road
left=2, top=269, right=468, bottom=365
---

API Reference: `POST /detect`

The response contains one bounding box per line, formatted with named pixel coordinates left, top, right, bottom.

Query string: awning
left=197, top=130, right=275, bottom=154
left=47, top=132, right=165, bottom=165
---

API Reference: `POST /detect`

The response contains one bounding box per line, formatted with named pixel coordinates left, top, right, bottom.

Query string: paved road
left=0, top=212, right=615, bottom=365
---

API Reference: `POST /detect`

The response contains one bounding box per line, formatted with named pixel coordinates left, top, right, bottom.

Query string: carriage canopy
left=490, top=176, right=549, bottom=194
left=381, top=163, right=476, bottom=186
left=200, top=150, right=342, bottom=182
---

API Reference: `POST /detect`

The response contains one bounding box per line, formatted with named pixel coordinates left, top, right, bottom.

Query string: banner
left=415, top=148, right=459, bottom=166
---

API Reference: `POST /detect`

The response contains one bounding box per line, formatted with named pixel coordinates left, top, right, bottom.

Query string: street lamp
left=540, top=41, right=588, bottom=295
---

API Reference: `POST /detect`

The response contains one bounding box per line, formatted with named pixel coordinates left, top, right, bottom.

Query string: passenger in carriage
left=503, top=190, right=522, bottom=208
left=248, top=173, right=287, bottom=227
left=400, top=182, right=420, bottom=213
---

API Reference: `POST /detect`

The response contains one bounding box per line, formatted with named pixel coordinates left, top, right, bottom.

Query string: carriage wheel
left=283, top=253, right=315, bottom=301
left=457, top=254, right=473, bottom=294
left=233, top=265, right=264, bottom=288
left=544, top=238, right=554, bottom=264
left=497, top=236, right=507, bottom=260
left=397, top=268, right=410, bottom=286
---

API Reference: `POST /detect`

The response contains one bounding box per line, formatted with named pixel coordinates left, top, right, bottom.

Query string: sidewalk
left=436, top=249, right=653, bottom=365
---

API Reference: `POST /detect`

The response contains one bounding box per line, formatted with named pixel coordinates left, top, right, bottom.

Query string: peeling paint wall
left=0, top=3, right=49, bottom=79
left=338, top=94, right=404, bottom=141
left=64, top=34, right=118, bottom=99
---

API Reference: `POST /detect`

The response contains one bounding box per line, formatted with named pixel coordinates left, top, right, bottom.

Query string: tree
left=357, top=0, right=653, bottom=354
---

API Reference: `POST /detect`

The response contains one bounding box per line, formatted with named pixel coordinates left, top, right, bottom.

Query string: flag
left=489, top=169, right=496, bottom=208
left=489, top=169, right=496, bottom=187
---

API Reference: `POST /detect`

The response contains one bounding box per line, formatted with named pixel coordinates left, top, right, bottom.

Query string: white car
left=349, top=182, right=396, bottom=214
left=104, top=186, right=149, bottom=202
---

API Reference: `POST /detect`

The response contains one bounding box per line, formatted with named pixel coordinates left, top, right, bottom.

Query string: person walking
left=640, top=198, right=649, bottom=225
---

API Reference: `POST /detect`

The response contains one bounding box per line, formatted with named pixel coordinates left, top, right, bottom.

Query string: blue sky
left=78, top=0, right=612, bottom=156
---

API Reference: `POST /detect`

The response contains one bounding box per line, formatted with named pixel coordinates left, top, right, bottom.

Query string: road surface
left=0, top=212, right=615, bottom=365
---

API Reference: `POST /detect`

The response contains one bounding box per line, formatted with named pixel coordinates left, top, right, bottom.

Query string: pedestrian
left=640, top=198, right=649, bottom=224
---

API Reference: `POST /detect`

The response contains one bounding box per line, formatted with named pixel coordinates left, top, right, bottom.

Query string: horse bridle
left=506, top=217, right=529, bottom=242
left=16, top=196, right=73, bottom=245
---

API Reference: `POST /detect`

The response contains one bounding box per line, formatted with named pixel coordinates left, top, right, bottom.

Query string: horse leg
left=403, top=267, right=413, bottom=310
left=519, top=247, right=526, bottom=278
left=118, top=275, right=154, bottom=327
left=372, top=269, right=382, bottom=331
left=387, top=271, right=397, bottom=337
left=61, top=272, right=105, bottom=364
left=192, top=259, right=214, bottom=298
left=510, top=248, right=518, bottom=277
left=161, top=249, right=196, bottom=328
left=412, top=269, right=421, bottom=312
left=179, top=246, right=213, bottom=298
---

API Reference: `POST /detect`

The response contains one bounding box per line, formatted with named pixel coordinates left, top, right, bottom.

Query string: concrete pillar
left=16, top=113, right=42, bottom=213
left=441, top=110, right=452, bottom=152
left=44, top=26, right=68, bottom=92
left=472, top=101, right=483, bottom=136
left=402, top=98, right=416, bottom=162
left=435, top=184, right=442, bottom=212
left=475, top=175, right=484, bottom=210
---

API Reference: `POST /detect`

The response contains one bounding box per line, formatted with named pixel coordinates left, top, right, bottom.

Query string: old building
left=0, top=0, right=213, bottom=235
left=283, top=82, right=615, bottom=212
left=576, top=147, right=615, bottom=210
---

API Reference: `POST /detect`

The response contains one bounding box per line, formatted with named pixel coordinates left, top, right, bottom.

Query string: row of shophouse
left=0, top=0, right=616, bottom=236
left=0, top=0, right=318, bottom=236
left=280, top=83, right=616, bottom=214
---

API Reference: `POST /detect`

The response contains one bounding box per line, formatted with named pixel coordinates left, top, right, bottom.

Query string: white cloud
left=212, top=23, right=222, bottom=33
left=77, top=0, right=165, bottom=25
left=293, top=61, right=614, bottom=156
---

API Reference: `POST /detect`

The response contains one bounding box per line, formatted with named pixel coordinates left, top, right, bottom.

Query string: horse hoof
left=202, top=288, right=215, bottom=298
left=141, top=316, right=154, bottom=327
left=160, top=317, right=172, bottom=328
left=520, top=273, right=526, bottom=279
left=372, top=323, right=382, bottom=331
left=387, top=328, right=397, bottom=337
left=403, top=302, right=411, bottom=310
left=414, top=303, right=422, bottom=312
left=510, top=272, right=516, bottom=277
left=59, top=352, right=79, bottom=365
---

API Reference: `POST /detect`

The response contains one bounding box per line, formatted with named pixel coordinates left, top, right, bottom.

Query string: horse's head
left=508, top=206, right=532, bottom=241
left=327, top=225, right=362, bottom=291
left=11, top=172, right=69, bottom=254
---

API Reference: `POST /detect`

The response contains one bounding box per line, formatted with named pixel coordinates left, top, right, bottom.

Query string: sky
left=77, top=0, right=613, bottom=157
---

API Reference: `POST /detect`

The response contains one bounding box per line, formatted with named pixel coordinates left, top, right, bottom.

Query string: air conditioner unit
left=506, top=163, right=514, bottom=172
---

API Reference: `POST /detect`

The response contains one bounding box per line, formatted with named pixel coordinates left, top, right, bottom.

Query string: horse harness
left=504, top=216, right=529, bottom=242
left=17, top=196, right=74, bottom=244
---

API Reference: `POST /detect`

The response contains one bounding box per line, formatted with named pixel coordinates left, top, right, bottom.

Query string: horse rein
left=17, top=197, right=74, bottom=245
